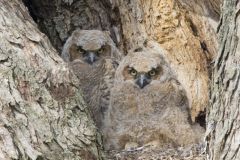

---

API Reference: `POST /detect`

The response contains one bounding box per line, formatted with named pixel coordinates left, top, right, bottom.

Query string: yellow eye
left=98, top=48, right=104, bottom=54
left=149, top=70, right=156, bottom=76
left=130, top=69, right=137, bottom=76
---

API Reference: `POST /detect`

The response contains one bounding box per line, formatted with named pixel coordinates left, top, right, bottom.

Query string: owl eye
left=130, top=69, right=137, bottom=76
left=97, top=48, right=104, bottom=54
left=77, top=46, right=84, bottom=52
left=149, top=70, right=156, bottom=76
left=77, top=47, right=87, bottom=55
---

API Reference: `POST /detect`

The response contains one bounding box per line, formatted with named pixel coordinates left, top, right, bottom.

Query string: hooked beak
left=86, top=52, right=97, bottom=64
left=136, top=74, right=151, bottom=89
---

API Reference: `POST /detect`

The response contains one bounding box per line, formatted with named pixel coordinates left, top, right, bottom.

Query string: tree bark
left=23, top=0, right=123, bottom=53
left=206, top=0, right=240, bottom=159
left=1, top=0, right=230, bottom=159
left=0, top=0, right=102, bottom=160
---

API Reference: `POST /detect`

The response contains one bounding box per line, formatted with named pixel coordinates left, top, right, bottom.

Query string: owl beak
left=87, top=52, right=97, bottom=64
left=136, top=74, right=151, bottom=89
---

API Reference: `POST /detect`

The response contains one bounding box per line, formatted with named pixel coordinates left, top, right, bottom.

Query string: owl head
left=61, top=29, right=121, bottom=65
left=115, top=48, right=174, bottom=89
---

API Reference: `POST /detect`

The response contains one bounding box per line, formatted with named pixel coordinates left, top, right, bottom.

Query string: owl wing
left=96, top=59, right=116, bottom=128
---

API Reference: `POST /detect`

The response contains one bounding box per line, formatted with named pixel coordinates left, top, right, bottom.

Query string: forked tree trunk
left=206, top=0, right=240, bottom=159
left=0, top=1, right=102, bottom=160
left=1, top=0, right=231, bottom=159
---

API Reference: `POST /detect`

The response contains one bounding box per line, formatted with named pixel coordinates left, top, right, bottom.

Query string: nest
left=106, top=143, right=206, bottom=160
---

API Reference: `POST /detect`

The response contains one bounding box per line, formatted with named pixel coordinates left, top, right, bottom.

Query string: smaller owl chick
left=61, top=29, right=122, bottom=128
left=103, top=48, right=204, bottom=151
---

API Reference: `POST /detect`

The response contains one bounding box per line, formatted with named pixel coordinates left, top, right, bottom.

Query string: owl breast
left=70, top=59, right=115, bottom=128
left=104, top=80, right=204, bottom=150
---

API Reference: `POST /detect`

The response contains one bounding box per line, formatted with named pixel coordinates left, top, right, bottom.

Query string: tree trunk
left=0, top=0, right=102, bottom=160
left=206, top=0, right=240, bottom=159
left=1, top=0, right=230, bottom=159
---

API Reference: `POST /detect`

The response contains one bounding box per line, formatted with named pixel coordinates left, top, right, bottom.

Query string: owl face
left=121, top=52, right=164, bottom=89
left=124, top=65, right=161, bottom=88
left=68, top=43, right=110, bottom=65
left=61, top=29, right=119, bottom=64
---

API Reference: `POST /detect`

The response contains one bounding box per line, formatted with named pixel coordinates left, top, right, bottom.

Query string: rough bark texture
left=206, top=0, right=240, bottom=159
left=115, top=0, right=218, bottom=121
left=177, top=0, right=221, bottom=21
left=0, top=0, right=226, bottom=159
left=23, top=0, right=123, bottom=53
left=0, top=0, right=103, bottom=159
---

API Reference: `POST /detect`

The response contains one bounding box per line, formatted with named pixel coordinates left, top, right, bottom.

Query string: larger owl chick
left=103, top=48, right=204, bottom=151
left=61, top=29, right=122, bottom=128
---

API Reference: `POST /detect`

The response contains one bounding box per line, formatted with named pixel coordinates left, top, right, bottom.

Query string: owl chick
left=103, top=48, right=204, bottom=151
left=61, top=29, right=122, bottom=128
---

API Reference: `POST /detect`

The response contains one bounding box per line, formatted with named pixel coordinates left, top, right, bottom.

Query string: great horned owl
left=103, top=48, right=204, bottom=151
left=61, top=29, right=122, bottom=128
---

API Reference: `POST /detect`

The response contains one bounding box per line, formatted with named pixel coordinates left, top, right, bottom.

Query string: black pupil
left=149, top=70, right=156, bottom=76
left=129, top=68, right=136, bottom=75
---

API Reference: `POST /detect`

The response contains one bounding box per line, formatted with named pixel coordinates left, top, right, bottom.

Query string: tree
left=206, top=0, right=240, bottom=159
left=2, top=0, right=232, bottom=159
left=0, top=0, right=103, bottom=159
